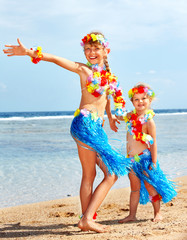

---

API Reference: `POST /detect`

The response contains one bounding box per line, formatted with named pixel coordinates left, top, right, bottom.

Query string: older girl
left=4, top=32, right=131, bottom=232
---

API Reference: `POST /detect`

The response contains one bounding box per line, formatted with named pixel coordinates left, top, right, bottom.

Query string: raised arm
left=3, top=38, right=82, bottom=74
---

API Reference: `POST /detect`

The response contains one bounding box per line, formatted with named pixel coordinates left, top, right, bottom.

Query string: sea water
left=0, top=110, right=187, bottom=208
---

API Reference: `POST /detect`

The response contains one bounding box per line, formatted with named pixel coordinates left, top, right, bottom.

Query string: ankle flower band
left=128, top=86, right=155, bottom=100
left=80, top=34, right=109, bottom=48
left=30, top=46, right=43, bottom=64
left=149, top=194, right=162, bottom=202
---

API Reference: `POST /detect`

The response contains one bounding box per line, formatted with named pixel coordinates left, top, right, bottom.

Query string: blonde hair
left=134, top=82, right=151, bottom=89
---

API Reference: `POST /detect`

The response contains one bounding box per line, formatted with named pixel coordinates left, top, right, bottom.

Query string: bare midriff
left=127, top=123, right=149, bottom=156
left=79, top=89, right=108, bottom=119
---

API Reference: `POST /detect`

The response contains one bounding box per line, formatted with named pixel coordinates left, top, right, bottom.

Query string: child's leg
left=84, top=157, right=118, bottom=218
left=92, top=155, right=118, bottom=210
left=78, top=151, right=118, bottom=232
left=77, top=143, right=97, bottom=215
left=119, top=170, right=141, bottom=223
left=144, top=181, right=162, bottom=222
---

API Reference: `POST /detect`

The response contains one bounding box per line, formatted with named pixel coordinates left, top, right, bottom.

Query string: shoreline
left=0, top=109, right=187, bottom=122
left=0, top=176, right=186, bottom=239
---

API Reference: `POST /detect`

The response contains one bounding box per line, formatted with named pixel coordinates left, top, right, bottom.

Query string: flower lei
left=86, top=63, right=126, bottom=116
left=81, top=33, right=109, bottom=48
left=123, top=109, right=155, bottom=145
left=128, top=86, right=155, bottom=99
left=30, top=46, right=43, bottom=64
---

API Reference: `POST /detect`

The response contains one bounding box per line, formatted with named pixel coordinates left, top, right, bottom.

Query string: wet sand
left=0, top=176, right=186, bottom=240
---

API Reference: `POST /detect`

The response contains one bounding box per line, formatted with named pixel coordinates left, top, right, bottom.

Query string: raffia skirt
left=70, top=108, right=132, bottom=177
left=129, top=149, right=177, bottom=204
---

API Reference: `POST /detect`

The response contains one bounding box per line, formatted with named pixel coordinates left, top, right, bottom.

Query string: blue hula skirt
left=70, top=109, right=132, bottom=177
left=129, top=149, right=177, bottom=204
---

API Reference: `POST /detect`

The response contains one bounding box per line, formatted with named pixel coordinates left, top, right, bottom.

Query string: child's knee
left=131, top=189, right=140, bottom=193
left=129, top=176, right=141, bottom=191
left=113, top=174, right=118, bottom=182
left=82, top=170, right=96, bottom=183
left=144, top=180, right=153, bottom=190
left=144, top=181, right=149, bottom=188
left=106, top=174, right=118, bottom=184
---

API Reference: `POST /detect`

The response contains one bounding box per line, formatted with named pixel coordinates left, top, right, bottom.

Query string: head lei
left=128, top=85, right=155, bottom=100
left=80, top=33, right=109, bottom=48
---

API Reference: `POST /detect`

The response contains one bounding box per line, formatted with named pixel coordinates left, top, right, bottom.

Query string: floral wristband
left=30, top=46, right=43, bottom=64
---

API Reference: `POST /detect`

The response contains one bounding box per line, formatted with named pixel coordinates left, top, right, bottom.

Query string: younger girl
left=117, top=83, right=177, bottom=223
left=3, top=32, right=131, bottom=232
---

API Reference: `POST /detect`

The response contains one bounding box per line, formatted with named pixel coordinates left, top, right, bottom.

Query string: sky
left=0, top=0, right=187, bottom=112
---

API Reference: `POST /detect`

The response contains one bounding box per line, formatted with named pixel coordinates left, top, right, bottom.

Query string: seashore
left=0, top=176, right=186, bottom=240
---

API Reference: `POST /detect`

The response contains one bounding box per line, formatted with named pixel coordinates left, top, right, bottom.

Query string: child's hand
left=149, top=165, right=153, bottom=170
left=109, top=115, right=120, bottom=132
left=3, top=38, right=27, bottom=57
left=149, top=162, right=156, bottom=170
left=115, top=115, right=124, bottom=121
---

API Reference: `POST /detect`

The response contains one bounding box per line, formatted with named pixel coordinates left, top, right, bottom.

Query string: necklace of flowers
left=123, top=109, right=155, bottom=145
left=86, top=62, right=126, bottom=116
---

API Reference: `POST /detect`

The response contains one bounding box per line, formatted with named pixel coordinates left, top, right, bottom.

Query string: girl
left=3, top=32, right=131, bottom=233
left=117, top=83, right=177, bottom=223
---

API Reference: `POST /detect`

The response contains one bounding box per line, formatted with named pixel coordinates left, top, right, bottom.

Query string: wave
left=0, top=115, right=74, bottom=121
left=156, top=112, right=187, bottom=116
left=0, top=109, right=186, bottom=121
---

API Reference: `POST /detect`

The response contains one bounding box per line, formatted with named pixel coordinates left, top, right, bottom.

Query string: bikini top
left=86, top=63, right=126, bottom=116
left=123, top=109, right=155, bottom=146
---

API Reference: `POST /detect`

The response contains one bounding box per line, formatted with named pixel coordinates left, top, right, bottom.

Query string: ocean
left=0, top=109, right=187, bottom=208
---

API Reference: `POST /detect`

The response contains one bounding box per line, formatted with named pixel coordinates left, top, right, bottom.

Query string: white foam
left=0, top=111, right=186, bottom=122
left=0, top=115, right=74, bottom=121
left=156, top=112, right=187, bottom=116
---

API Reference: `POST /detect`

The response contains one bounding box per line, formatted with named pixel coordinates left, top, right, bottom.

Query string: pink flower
left=144, top=87, right=148, bottom=93
left=81, top=109, right=89, bottom=117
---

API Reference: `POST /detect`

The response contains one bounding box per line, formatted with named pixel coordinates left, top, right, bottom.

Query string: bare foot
left=118, top=215, right=137, bottom=223
left=153, top=213, right=163, bottom=222
left=78, top=217, right=110, bottom=233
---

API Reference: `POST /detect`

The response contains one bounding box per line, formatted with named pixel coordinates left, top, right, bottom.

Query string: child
left=118, top=83, right=177, bottom=223
left=3, top=32, right=131, bottom=233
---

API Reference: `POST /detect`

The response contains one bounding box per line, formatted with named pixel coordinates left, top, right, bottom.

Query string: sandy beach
left=0, top=176, right=186, bottom=240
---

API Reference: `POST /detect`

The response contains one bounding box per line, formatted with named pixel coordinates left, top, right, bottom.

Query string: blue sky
left=1, top=0, right=187, bottom=112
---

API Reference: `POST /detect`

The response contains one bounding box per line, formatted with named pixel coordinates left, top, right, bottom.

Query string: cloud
left=136, top=70, right=156, bottom=75
left=0, top=82, right=7, bottom=91
left=150, top=77, right=175, bottom=86
left=149, top=70, right=156, bottom=74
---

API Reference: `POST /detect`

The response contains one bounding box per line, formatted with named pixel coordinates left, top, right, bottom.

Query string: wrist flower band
left=81, top=34, right=109, bottom=48
left=128, top=86, right=155, bottom=100
left=30, top=46, right=43, bottom=64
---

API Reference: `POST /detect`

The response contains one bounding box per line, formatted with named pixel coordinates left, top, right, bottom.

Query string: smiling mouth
left=89, top=57, right=97, bottom=60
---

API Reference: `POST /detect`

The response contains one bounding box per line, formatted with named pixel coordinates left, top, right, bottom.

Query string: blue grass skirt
left=129, top=149, right=177, bottom=204
left=70, top=109, right=132, bottom=176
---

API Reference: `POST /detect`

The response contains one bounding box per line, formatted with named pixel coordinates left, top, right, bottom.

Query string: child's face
left=84, top=43, right=106, bottom=66
left=132, top=93, right=151, bottom=112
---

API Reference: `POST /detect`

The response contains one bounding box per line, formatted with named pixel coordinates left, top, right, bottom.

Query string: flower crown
left=81, top=33, right=109, bottom=48
left=128, top=86, right=155, bottom=99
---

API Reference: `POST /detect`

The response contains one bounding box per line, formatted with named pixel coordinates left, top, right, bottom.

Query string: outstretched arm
left=3, top=38, right=83, bottom=74
left=105, top=98, right=120, bottom=132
